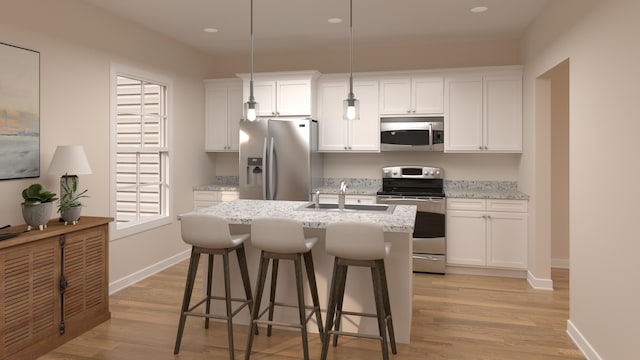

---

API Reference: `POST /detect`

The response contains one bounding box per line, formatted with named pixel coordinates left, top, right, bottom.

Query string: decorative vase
left=21, top=202, right=53, bottom=231
left=61, top=207, right=82, bottom=225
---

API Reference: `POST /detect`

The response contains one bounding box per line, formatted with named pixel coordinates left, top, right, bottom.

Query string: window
left=110, top=65, right=172, bottom=239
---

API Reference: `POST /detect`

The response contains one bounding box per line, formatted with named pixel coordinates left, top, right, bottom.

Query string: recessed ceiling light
left=328, top=17, right=343, bottom=24
left=203, top=27, right=219, bottom=33
left=470, top=6, right=489, bottom=13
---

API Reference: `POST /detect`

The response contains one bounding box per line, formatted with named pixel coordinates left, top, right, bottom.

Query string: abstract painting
left=0, top=42, right=40, bottom=180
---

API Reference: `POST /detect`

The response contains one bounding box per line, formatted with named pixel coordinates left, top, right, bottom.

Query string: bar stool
left=245, top=217, right=324, bottom=360
left=321, top=222, right=397, bottom=360
left=174, top=213, right=255, bottom=360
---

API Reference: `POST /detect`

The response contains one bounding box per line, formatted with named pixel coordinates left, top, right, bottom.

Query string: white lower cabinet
left=446, top=198, right=528, bottom=269
left=317, top=194, right=377, bottom=204
left=193, top=190, right=239, bottom=210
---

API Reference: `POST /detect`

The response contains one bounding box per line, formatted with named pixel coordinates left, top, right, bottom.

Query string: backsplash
left=444, top=180, right=518, bottom=191
left=322, top=178, right=382, bottom=188
left=215, top=176, right=239, bottom=186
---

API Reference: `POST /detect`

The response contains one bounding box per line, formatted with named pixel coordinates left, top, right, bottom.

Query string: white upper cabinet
left=444, top=68, right=522, bottom=153
left=204, top=78, right=243, bottom=152
left=317, top=78, right=380, bottom=152
left=240, top=71, right=320, bottom=117
left=379, top=76, right=444, bottom=115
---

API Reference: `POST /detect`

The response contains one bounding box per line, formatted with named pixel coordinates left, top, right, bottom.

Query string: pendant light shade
left=244, top=0, right=259, bottom=121
left=343, top=0, right=359, bottom=120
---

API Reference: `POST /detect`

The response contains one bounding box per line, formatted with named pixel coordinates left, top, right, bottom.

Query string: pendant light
left=343, top=0, right=359, bottom=120
left=244, top=0, right=258, bottom=121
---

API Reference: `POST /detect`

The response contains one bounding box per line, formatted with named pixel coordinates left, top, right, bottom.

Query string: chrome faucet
left=338, top=181, right=347, bottom=210
left=314, top=190, right=320, bottom=210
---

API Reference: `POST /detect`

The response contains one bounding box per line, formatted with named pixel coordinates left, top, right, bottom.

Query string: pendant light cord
left=348, top=0, right=354, bottom=100
left=249, top=0, right=255, bottom=101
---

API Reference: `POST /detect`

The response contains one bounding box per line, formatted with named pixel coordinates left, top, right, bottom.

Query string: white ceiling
left=82, top=0, right=549, bottom=57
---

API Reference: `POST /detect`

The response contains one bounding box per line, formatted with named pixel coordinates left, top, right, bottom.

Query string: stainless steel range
left=377, top=166, right=446, bottom=274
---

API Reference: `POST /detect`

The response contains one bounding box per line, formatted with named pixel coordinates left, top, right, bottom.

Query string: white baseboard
left=109, top=249, right=191, bottom=295
left=526, top=270, right=554, bottom=290
left=446, top=266, right=527, bottom=279
left=551, top=258, right=570, bottom=269
left=567, top=319, right=602, bottom=360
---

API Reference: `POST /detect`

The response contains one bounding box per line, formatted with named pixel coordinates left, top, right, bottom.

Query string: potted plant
left=57, top=175, right=89, bottom=225
left=21, top=184, right=57, bottom=231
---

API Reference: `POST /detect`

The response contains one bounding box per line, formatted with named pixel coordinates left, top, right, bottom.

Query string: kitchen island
left=182, top=199, right=416, bottom=343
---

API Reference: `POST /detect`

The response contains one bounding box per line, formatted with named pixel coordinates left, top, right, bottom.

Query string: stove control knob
left=429, top=171, right=434, bottom=176
left=435, top=170, right=441, bottom=176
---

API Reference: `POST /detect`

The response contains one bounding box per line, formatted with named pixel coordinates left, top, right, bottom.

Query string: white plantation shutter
left=112, top=72, right=170, bottom=233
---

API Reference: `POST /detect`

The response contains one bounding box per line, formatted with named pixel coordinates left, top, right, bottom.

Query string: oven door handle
left=378, top=197, right=444, bottom=204
left=413, top=254, right=443, bottom=261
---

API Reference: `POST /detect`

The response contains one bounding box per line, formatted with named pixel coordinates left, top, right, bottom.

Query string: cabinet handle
left=484, top=146, right=488, bottom=150
left=479, top=146, right=483, bottom=150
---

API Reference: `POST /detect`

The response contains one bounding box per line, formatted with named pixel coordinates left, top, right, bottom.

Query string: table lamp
left=48, top=145, right=93, bottom=202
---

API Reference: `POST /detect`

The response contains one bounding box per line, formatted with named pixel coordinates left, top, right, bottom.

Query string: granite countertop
left=314, top=185, right=380, bottom=196
left=189, top=199, right=416, bottom=233
left=193, top=184, right=239, bottom=191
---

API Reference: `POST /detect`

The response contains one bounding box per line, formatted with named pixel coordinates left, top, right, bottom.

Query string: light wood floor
left=40, top=262, right=584, bottom=359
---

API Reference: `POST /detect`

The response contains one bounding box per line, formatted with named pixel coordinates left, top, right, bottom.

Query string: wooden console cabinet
left=0, top=216, right=112, bottom=359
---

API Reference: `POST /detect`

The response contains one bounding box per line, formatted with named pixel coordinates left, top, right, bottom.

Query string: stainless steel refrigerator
left=239, top=117, right=323, bottom=201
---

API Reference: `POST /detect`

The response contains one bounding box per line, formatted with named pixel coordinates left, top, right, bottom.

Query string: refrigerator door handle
left=269, top=137, right=277, bottom=200
left=262, top=137, right=268, bottom=200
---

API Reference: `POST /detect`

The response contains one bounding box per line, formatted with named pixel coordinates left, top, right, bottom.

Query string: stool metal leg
left=223, top=249, right=235, bottom=360
left=321, top=259, right=341, bottom=360
left=267, top=258, right=279, bottom=336
left=332, top=262, right=348, bottom=347
left=245, top=253, right=270, bottom=360
left=303, top=251, right=324, bottom=339
left=378, top=260, right=397, bottom=354
left=205, top=253, right=214, bottom=329
left=236, top=244, right=258, bottom=335
left=371, top=263, right=390, bottom=360
left=294, top=254, right=310, bottom=360
left=174, top=248, right=200, bottom=354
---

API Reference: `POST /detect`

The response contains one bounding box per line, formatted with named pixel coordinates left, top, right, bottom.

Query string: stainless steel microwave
left=380, top=116, right=444, bottom=151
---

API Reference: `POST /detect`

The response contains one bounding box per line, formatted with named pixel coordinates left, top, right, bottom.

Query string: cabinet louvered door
left=62, top=226, right=109, bottom=325
left=0, top=239, right=60, bottom=358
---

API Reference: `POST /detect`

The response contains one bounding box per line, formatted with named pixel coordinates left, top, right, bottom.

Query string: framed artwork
left=0, top=42, right=40, bottom=180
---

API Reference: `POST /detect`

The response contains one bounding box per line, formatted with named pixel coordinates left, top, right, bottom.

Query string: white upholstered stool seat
left=322, top=222, right=397, bottom=360
left=245, top=217, right=324, bottom=360
left=174, top=213, right=255, bottom=360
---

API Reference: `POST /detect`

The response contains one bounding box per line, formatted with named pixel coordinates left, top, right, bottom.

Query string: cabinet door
left=484, top=74, right=522, bottom=152
left=446, top=210, right=486, bottom=266
left=349, top=80, right=380, bottom=152
left=227, top=85, right=243, bottom=151
left=0, top=239, right=60, bottom=358
left=412, top=76, right=444, bottom=114
left=444, top=76, right=484, bottom=152
left=277, top=79, right=312, bottom=116
left=486, top=212, right=528, bottom=269
left=379, top=78, right=411, bottom=115
left=318, top=81, right=349, bottom=151
left=63, top=226, right=109, bottom=322
left=252, top=80, right=277, bottom=117
left=204, top=86, right=231, bottom=151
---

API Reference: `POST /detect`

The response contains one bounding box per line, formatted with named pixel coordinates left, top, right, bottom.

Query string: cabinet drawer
left=194, top=190, right=220, bottom=202
left=219, top=191, right=239, bottom=202
left=346, top=195, right=376, bottom=204
left=486, top=199, right=528, bottom=213
left=447, top=198, right=486, bottom=211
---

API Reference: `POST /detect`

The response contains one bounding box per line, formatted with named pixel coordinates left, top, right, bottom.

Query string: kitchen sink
left=296, top=202, right=396, bottom=214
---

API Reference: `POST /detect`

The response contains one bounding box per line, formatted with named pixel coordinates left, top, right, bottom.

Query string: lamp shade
left=48, top=145, right=93, bottom=176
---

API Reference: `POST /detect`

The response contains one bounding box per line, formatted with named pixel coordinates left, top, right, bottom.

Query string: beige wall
left=549, top=61, right=570, bottom=267
left=0, top=0, right=216, bottom=287
left=521, top=0, right=639, bottom=358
